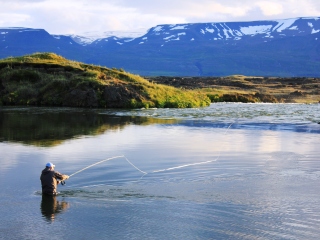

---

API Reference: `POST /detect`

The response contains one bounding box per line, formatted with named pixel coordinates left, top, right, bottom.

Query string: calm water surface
left=0, top=103, right=319, bottom=239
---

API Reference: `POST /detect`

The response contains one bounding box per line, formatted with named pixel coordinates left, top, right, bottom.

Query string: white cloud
left=0, top=13, right=31, bottom=25
left=255, top=1, right=284, bottom=16
left=0, top=0, right=320, bottom=34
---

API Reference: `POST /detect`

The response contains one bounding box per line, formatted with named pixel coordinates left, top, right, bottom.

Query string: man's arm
left=54, top=171, right=70, bottom=181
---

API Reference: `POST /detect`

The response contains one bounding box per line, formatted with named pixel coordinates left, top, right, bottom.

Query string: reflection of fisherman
left=40, top=162, right=69, bottom=195
left=41, top=194, right=69, bottom=222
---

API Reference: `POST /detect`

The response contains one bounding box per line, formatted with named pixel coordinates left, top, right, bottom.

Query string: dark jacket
left=40, top=167, right=68, bottom=195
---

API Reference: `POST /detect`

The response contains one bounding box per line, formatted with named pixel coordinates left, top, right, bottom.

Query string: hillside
left=0, top=53, right=211, bottom=108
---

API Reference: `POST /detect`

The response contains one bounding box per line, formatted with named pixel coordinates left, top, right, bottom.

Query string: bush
left=207, top=93, right=222, bottom=102
left=221, top=93, right=256, bottom=103
left=128, top=98, right=144, bottom=108
left=1, top=69, right=41, bottom=83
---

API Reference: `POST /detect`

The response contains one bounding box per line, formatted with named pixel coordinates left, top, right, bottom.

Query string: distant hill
left=1, top=17, right=320, bottom=76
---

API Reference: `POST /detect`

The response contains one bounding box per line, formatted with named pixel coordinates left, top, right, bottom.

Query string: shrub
left=207, top=93, right=222, bottom=102
left=128, top=98, right=144, bottom=108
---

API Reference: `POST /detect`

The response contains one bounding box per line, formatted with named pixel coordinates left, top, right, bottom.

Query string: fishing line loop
left=68, top=155, right=146, bottom=178
left=64, top=120, right=236, bottom=184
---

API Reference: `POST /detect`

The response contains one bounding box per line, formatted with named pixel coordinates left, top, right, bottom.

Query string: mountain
left=1, top=17, right=320, bottom=77
left=0, top=27, right=86, bottom=60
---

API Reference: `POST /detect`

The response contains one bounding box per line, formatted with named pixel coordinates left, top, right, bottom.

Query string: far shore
left=146, top=75, right=320, bottom=104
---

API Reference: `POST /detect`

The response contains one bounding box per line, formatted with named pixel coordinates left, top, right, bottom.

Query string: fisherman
left=40, top=162, right=69, bottom=195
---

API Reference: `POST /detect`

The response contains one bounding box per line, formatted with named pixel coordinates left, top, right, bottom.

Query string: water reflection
left=0, top=107, right=178, bottom=147
left=40, top=194, right=69, bottom=223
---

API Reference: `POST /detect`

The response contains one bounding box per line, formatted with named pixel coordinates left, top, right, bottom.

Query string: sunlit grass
left=0, top=53, right=211, bottom=108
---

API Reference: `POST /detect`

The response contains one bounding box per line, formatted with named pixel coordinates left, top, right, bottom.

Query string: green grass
left=0, top=53, right=211, bottom=108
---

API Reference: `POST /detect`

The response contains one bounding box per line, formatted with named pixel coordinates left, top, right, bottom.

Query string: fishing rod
left=60, top=155, right=147, bottom=185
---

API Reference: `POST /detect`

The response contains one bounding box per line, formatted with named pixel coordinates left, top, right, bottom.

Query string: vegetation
left=147, top=75, right=320, bottom=104
left=1, top=53, right=318, bottom=107
left=0, top=53, right=211, bottom=108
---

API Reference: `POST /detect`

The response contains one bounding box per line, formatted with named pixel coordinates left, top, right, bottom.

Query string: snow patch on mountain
left=18, top=29, right=41, bottom=32
left=69, top=28, right=149, bottom=45
left=164, top=35, right=176, bottom=40
left=170, top=25, right=188, bottom=30
left=273, top=18, right=296, bottom=32
left=240, top=25, right=273, bottom=35
left=289, top=26, right=298, bottom=30
left=153, top=26, right=163, bottom=32
left=222, top=24, right=234, bottom=39
left=205, top=27, right=215, bottom=33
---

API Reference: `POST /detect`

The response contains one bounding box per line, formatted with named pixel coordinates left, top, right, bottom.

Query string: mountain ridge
left=1, top=17, right=320, bottom=77
left=65, top=17, right=320, bottom=45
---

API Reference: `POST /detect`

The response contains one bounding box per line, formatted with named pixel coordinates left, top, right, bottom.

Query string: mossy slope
left=0, top=53, right=211, bottom=108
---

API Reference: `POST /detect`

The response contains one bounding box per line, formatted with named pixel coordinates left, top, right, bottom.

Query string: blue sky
left=0, top=0, right=320, bottom=35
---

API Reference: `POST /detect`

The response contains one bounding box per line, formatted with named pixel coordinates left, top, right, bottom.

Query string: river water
left=0, top=103, right=319, bottom=239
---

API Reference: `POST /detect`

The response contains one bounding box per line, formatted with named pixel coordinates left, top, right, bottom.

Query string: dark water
left=0, top=104, right=319, bottom=239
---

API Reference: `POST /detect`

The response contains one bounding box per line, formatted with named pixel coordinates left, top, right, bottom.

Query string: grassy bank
left=0, top=53, right=211, bottom=108
left=1, top=53, right=319, bottom=107
left=147, top=75, right=320, bottom=103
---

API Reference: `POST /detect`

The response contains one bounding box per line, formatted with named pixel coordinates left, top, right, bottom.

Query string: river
left=0, top=103, right=319, bottom=239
